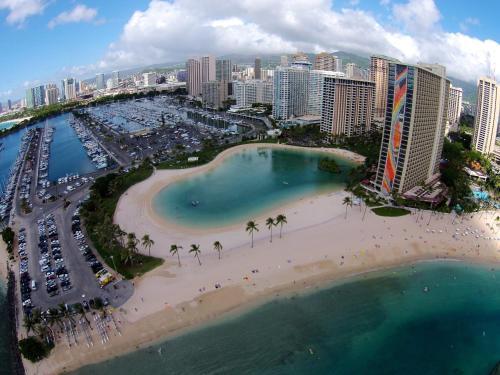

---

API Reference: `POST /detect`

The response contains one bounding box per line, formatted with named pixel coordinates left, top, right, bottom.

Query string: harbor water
left=74, top=261, right=500, bottom=375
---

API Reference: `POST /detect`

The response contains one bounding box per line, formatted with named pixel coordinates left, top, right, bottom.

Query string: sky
left=1, top=0, right=500, bottom=101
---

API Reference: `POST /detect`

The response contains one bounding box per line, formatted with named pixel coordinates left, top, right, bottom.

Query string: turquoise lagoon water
left=153, top=147, right=357, bottom=227
left=0, top=120, right=17, bottom=131
left=74, top=261, right=500, bottom=375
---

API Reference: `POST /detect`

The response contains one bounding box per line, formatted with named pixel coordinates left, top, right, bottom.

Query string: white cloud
left=68, top=0, right=500, bottom=84
left=459, top=17, right=480, bottom=33
left=0, top=89, right=13, bottom=97
left=48, top=4, right=98, bottom=29
left=0, top=0, right=47, bottom=25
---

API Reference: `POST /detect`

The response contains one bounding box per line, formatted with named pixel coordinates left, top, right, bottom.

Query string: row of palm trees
left=169, top=241, right=222, bottom=267
left=246, top=214, right=287, bottom=247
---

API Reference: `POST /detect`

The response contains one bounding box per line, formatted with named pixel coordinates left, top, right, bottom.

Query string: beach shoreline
left=27, top=144, right=499, bottom=374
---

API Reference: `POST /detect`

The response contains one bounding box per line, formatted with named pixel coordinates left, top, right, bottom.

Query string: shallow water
left=74, top=261, right=500, bottom=375
left=154, top=147, right=356, bottom=227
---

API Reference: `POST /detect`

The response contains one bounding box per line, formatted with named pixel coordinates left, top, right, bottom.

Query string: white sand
left=28, top=144, right=500, bottom=374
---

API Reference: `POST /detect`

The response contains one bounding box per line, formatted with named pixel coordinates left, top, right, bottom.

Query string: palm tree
left=170, top=244, right=183, bottom=267
left=189, top=244, right=202, bottom=266
left=141, top=234, right=155, bottom=257
left=266, top=217, right=275, bottom=242
left=124, top=232, right=139, bottom=265
left=213, top=241, right=223, bottom=260
left=342, top=196, right=352, bottom=219
left=275, top=214, right=287, bottom=239
left=23, top=314, right=36, bottom=335
left=246, top=221, right=259, bottom=248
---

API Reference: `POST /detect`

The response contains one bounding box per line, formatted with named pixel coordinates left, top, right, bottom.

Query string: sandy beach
left=28, top=144, right=499, bottom=374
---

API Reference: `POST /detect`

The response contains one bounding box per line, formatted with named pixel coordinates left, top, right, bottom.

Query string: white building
left=234, top=80, right=273, bottom=107
left=143, top=72, right=157, bottom=87
left=446, top=85, right=463, bottom=135
left=112, top=71, right=120, bottom=87
left=96, top=73, right=105, bottom=90
left=272, top=65, right=310, bottom=120
left=63, top=78, right=76, bottom=100
left=307, top=70, right=345, bottom=116
left=472, top=77, right=500, bottom=155
left=45, top=84, right=59, bottom=105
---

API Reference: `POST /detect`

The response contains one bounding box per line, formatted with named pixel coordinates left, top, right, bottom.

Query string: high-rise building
left=307, top=70, right=345, bottom=116
left=446, top=85, right=463, bottom=135
left=374, top=62, right=450, bottom=195
left=254, top=57, right=261, bottom=80
left=0, top=103, right=2, bottom=113
left=201, top=55, right=216, bottom=83
left=320, top=77, right=375, bottom=136
left=472, top=77, right=500, bottom=155
left=216, top=59, right=232, bottom=82
left=370, top=55, right=395, bottom=123
left=143, top=72, right=157, bottom=87
left=62, top=78, right=77, bottom=101
left=25, top=88, right=36, bottom=109
left=96, top=73, right=105, bottom=90
left=345, top=63, right=368, bottom=80
left=234, top=80, right=273, bottom=107
left=45, top=84, right=58, bottom=105
left=292, top=52, right=309, bottom=63
left=33, top=85, right=45, bottom=107
left=7, top=99, right=11, bottom=110
left=272, top=65, right=310, bottom=120
left=202, top=80, right=228, bottom=110
left=112, top=71, right=120, bottom=87
left=313, top=52, right=338, bottom=71
left=186, top=58, right=202, bottom=97
left=280, top=55, right=289, bottom=67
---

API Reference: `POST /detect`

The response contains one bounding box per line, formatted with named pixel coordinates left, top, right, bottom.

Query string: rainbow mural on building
left=381, top=65, right=408, bottom=194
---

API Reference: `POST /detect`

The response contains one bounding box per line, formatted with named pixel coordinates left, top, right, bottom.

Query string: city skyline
left=1, top=0, right=500, bottom=100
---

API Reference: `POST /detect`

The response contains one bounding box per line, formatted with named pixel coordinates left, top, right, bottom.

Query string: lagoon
left=153, top=146, right=357, bottom=228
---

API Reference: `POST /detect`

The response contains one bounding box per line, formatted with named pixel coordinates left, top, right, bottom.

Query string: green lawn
left=372, top=206, right=411, bottom=217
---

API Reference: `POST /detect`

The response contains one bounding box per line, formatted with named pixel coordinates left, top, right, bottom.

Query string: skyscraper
left=272, top=65, right=309, bottom=120
left=320, top=76, right=375, bottom=136
left=45, top=84, right=58, bottom=105
left=33, top=85, right=45, bottom=107
left=7, top=99, right=11, bottom=110
left=143, top=72, right=157, bottom=87
left=112, top=71, right=120, bottom=87
left=370, top=55, right=395, bottom=123
left=307, top=70, right=344, bottom=116
left=64, top=78, right=76, bottom=101
left=254, top=57, right=261, bottom=80
left=280, top=55, right=289, bottom=67
left=216, top=59, right=232, bottom=82
left=446, top=85, right=463, bottom=135
left=201, top=55, right=216, bottom=83
left=25, top=88, right=35, bottom=108
left=374, top=62, right=450, bottom=195
left=472, top=77, right=500, bottom=155
left=313, top=52, right=337, bottom=71
left=96, top=73, right=105, bottom=90
left=186, top=58, right=202, bottom=97
left=202, top=81, right=228, bottom=110
left=234, top=80, right=273, bottom=107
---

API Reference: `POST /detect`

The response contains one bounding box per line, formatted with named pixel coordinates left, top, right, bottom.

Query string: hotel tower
left=472, top=77, right=500, bottom=155
left=374, top=62, right=450, bottom=195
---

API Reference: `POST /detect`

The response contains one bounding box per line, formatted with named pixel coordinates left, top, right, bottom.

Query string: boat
left=191, top=200, right=200, bottom=207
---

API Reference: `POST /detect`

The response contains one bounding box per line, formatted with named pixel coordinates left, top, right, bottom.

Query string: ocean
left=74, top=261, right=500, bottom=375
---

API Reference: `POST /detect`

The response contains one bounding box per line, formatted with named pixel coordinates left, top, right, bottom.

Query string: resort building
left=254, top=57, right=261, bottom=80
left=112, top=71, right=120, bottom=87
left=63, top=78, right=77, bottom=101
left=307, top=70, right=345, bottom=116
left=280, top=55, right=289, bottom=67
left=445, top=85, right=463, bottom=135
left=234, top=80, right=273, bottom=107
left=202, top=80, right=228, bottom=110
left=186, top=58, right=202, bottom=97
left=272, top=64, right=310, bottom=120
left=313, top=52, right=338, bottom=72
left=472, top=77, right=500, bottom=155
left=345, top=63, right=369, bottom=80
left=374, top=62, right=450, bottom=195
left=216, top=59, right=232, bottom=82
left=45, top=84, right=58, bottom=105
left=25, top=87, right=35, bottom=108
left=370, top=55, right=399, bottom=124
left=320, top=76, right=375, bottom=137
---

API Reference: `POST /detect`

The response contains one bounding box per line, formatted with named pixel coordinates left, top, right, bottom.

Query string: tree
left=275, top=214, right=287, bottom=239
left=266, top=217, right=275, bottom=242
left=123, top=232, right=139, bottom=265
left=246, top=221, right=259, bottom=248
left=213, top=241, right=223, bottom=260
left=19, top=337, right=53, bottom=363
left=189, top=244, right=202, bottom=266
left=343, top=196, right=352, bottom=219
left=170, top=244, right=182, bottom=267
left=141, top=234, right=155, bottom=257
left=1, top=227, right=15, bottom=253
